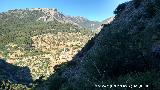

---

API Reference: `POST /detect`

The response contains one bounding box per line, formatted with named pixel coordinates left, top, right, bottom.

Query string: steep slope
left=37, top=0, right=160, bottom=90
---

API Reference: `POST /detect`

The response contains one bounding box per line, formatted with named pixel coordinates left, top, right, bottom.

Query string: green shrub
left=114, top=3, right=127, bottom=17
left=144, top=0, right=160, bottom=18
left=48, top=76, right=66, bottom=90
left=0, top=80, right=33, bottom=90
left=133, top=0, right=142, bottom=8
left=146, top=4, right=157, bottom=18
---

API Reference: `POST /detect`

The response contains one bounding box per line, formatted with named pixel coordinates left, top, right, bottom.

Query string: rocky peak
left=30, top=8, right=59, bottom=15
left=30, top=8, right=102, bottom=30
left=73, top=16, right=88, bottom=22
left=2, top=8, right=111, bottom=31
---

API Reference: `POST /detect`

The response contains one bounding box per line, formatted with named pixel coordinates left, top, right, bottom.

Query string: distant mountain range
left=30, top=8, right=102, bottom=30
left=1, top=8, right=113, bottom=31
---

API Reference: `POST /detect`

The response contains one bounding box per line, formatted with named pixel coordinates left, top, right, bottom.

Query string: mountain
left=29, top=8, right=101, bottom=30
left=0, top=8, right=95, bottom=89
left=34, top=0, right=160, bottom=90
left=0, top=8, right=113, bottom=31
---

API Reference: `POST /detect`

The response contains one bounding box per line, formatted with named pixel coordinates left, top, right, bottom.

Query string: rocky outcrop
left=30, top=8, right=101, bottom=30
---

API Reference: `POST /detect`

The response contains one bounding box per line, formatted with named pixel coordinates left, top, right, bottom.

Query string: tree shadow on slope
left=0, top=58, right=33, bottom=89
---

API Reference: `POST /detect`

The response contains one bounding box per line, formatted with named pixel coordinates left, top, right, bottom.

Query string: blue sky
left=0, top=0, right=130, bottom=21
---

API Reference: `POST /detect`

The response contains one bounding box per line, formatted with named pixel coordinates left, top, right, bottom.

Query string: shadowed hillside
left=35, top=0, right=160, bottom=90
left=0, top=59, right=33, bottom=89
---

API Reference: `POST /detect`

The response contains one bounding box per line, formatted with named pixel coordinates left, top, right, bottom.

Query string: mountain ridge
left=3, top=8, right=102, bottom=30
left=1, top=8, right=114, bottom=31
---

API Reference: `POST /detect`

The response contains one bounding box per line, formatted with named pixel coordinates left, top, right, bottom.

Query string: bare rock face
left=30, top=8, right=102, bottom=30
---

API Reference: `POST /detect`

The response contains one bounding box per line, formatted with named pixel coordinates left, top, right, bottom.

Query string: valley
left=1, top=0, right=160, bottom=89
